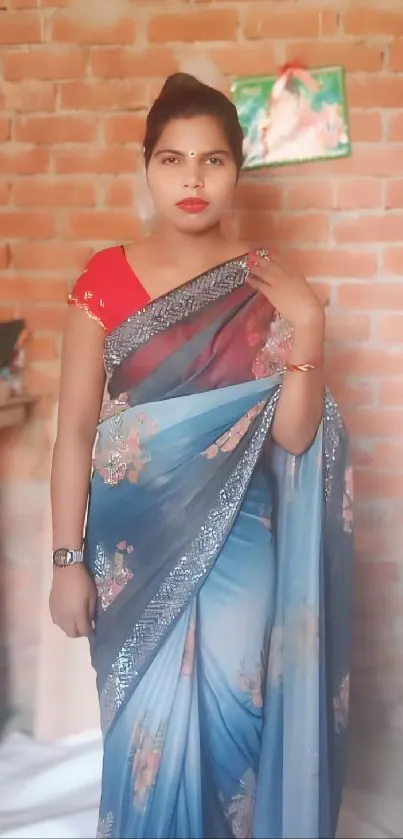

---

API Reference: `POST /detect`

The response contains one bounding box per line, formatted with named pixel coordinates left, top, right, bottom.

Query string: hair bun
left=159, top=73, right=201, bottom=98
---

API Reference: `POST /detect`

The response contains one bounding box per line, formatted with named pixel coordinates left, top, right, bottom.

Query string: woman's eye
left=161, top=156, right=179, bottom=164
left=205, top=157, right=223, bottom=166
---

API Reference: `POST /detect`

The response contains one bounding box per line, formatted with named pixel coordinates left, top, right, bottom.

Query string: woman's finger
left=75, top=611, right=93, bottom=637
left=63, top=620, right=80, bottom=638
left=248, top=260, right=283, bottom=284
left=247, top=275, right=272, bottom=295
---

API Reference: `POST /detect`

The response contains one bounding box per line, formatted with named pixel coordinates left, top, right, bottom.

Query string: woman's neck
left=152, top=223, right=225, bottom=262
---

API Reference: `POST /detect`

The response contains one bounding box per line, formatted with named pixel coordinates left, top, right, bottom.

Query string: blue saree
left=84, top=253, right=353, bottom=839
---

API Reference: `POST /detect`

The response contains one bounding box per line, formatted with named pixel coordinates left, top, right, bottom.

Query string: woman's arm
left=49, top=306, right=106, bottom=637
left=247, top=252, right=326, bottom=456
left=271, top=313, right=325, bottom=455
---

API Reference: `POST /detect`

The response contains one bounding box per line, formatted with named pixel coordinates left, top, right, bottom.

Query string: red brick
left=0, top=12, right=42, bottom=44
left=90, top=47, right=177, bottom=78
left=103, top=114, right=145, bottom=144
left=389, top=39, right=403, bottom=71
left=0, top=147, right=49, bottom=175
left=104, top=180, right=134, bottom=208
left=377, top=315, right=403, bottom=344
left=384, top=248, right=403, bottom=276
left=149, top=10, right=239, bottom=42
left=0, top=244, right=10, bottom=269
left=210, top=45, right=278, bottom=76
left=234, top=182, right=283, bottom=212
left=344, top=8, right=403, bottom=36
left=347, top=77, right=403, bottom=109
left=268, top=148, right=403, bottom=178
left=354, top=471, right=403, bottom=500
left=0, top=118, right=10, bottom=142
left=321, top=8, right=338, bottom=35
left=350, top=111, right=383, bottom=143
left=337, top=283, right=403, bottom=310
left=21, top=306, right=66, bottom=333
left=286, top=41, right=382, bottom=72
left=244, top=6, right=319, bottom=38
left=388, top=113, right=403, bottom=142
left=0, top=183, right=10, bottom=205
left=326, top=313, right=371, bottom=343
left=286, top=183, right=334, bottom=210
left=0, top=211, right=55, bottom=238
left=1, top=278, right=68, bottom=303
left=328, top=378, right=374, bottom=409
left=11, top=241, right=90, bottom=271
left=0, top=306, right=15, bottom=322
left=60, top=81, right=147, bottom=111
left=51, top=15, right=137, bottom=44
left=296, top=249, right=377, bottom=279
left=328, top=348, right=403, bottom=378
left=12, top=181, right=95, bottom=207
left=334, top=215, right=403, bottom=244
left=385, top=180, right=403, bottom=210
left=336, top=179, right=383, bottom=210
left=378, top=382, right=403, bottom=409
left=371, top=442, right=403, bottom=469
left=14, top=116, right=98, bottom=144
left=8, top=0, right=41, bottom=7
left=344, top=407, right=403, bottom=440
left=3, top=49, right=88, bottom=80
left=239, top=212, right=329, bottom=244
left=53, top=147, right=139, bottom=175
left=354, top=507, right=403, bottom=556
left=4, top=81, right=56, bottom=112
left=27, top=335, right=59, bottom=362
left=64, top=211, right=142, bottom=241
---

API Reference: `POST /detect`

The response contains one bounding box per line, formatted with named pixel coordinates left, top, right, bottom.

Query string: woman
left=50, top=73, right=353, bottom=839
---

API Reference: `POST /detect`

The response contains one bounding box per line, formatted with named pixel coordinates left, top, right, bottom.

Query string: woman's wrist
left=289, top=318, right=325, bottom=364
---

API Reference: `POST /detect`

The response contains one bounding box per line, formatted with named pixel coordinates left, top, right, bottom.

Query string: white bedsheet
left=0, top=725, right=398, bottom=839
left=0, top=728, right=102, bottom=839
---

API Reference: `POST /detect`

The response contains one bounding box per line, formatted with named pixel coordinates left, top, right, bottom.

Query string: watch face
left=53, top=549, right=71, bottom=566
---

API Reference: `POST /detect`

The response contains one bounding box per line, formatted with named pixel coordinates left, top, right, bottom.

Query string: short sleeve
left=67, top=246, right=151, bottom=333
left=68, top=255, right=106, bottom=330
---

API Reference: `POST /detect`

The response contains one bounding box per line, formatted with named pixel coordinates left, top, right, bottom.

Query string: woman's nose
left=183, top=163, right=204, bottom=190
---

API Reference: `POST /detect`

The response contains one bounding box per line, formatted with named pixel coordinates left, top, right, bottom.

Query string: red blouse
left=68, top=246, right=151, bottom=332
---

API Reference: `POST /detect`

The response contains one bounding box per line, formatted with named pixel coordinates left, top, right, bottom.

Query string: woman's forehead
left=156, top=115, right=231, bottom=149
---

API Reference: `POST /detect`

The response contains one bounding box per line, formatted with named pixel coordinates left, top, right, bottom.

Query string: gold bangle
left=285, top=361, right=319, bottom=373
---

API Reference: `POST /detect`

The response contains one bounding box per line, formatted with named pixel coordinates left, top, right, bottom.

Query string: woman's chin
left=172, top=214, right=220, bottom=235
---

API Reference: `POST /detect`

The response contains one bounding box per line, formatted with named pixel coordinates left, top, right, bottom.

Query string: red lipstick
left=176, top=198, right=209, bottom=214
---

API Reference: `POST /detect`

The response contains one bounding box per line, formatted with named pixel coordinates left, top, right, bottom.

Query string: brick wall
left=0, top=0, right=402, bottom=730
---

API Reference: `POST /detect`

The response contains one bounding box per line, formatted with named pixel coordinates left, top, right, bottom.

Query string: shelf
left=0, top=395, right=37, bottom=431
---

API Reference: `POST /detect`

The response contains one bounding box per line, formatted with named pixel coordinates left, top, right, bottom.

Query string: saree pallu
left=85, top=254, right=353, bottom=839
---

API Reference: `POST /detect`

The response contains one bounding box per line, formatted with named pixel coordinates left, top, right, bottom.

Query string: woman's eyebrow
left=154, top=148, right=231, bottom=157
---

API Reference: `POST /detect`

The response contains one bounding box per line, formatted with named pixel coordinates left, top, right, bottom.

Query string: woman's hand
left=247, top=252, right=324, bottom=330
left=49, top=563, right=97, bottom=638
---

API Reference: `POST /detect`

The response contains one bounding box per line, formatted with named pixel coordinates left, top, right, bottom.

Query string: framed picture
left=230, top=65, right=351, bottom=170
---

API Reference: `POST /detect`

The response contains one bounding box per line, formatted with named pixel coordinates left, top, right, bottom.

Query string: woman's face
left=146, top=114, right=238, bottom=233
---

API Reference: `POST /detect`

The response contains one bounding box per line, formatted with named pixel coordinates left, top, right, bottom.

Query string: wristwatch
left=52, top=548, right=84, bottom=567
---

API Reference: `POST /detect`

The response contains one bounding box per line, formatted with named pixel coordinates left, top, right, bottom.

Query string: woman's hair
left=143, top=73, right=244, bottom=172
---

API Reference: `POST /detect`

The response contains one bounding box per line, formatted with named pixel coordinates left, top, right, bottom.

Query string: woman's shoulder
left=68, top=246, right=123, bottom=327
left=68, top=243, right=150, bottom=333
left=84, top=244, right=125, bottom=273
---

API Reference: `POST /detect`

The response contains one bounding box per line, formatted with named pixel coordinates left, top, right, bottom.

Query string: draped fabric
left=84, top=253, right=353, bottom=839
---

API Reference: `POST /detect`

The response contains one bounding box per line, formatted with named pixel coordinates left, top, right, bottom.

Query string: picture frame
left=230, top=65, right=351, bottom=170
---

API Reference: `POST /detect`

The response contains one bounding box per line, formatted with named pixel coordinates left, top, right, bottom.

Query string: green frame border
left=230, top=64, right=352, bottom=171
